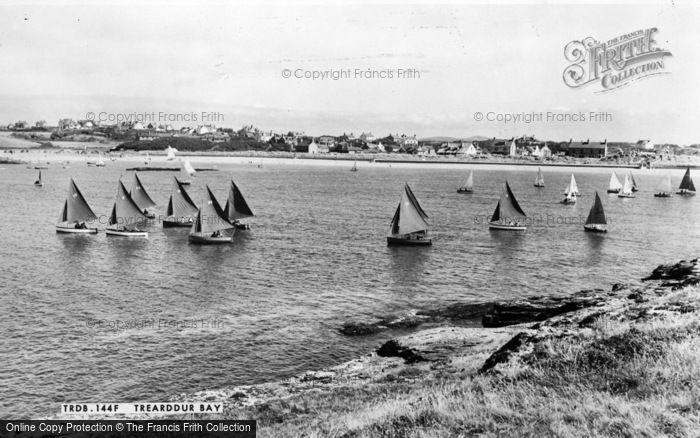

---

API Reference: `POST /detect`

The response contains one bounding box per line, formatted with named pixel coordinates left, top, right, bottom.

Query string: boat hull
left=606, top=189, right=620, bottom=193
left=676, top=191, right=696, bottom=196
left=489, top=222, right=527, bottom=231
left=560, top=199, right=576, bottom=205
left=584, top=224, right=607, bottom=233
left=188, top=234, right=233, bottom=244
left=618, top=193, right=636, bottom=198
left=457, top=188, right=473, bottom=193
left=106, top=228, right=148, bottom=238
left=163, top=218, right=194, bottom=228
left=654, top=193, right=672, bottom=198
left=387, top=236, right=432, bottom=246
left=534, top=183, right=544, bottom=188
left=56, top=225, right=98, bottom=234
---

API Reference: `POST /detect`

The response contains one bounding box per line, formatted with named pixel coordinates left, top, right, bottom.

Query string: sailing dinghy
left=179, top=160, right=196, bottom=185
left=606, top=172, right=622, bottom=193
left=489, top=181, right=528, bottom=230
left=654, top=175, right=673, bottom=198
left=189, top=186, right=236, bottom=244
left=618, top=174, right=636, bottom=198
left=166, top=146, right=176, bottom=161
left=563, top=174, right=580, bottom=197
left=224, top=180, right=255, bottom=230
left=584, top=192, right=608, bottom=233
left=106, top=180, right=149, bottom=237
left=350, top=161, right=358, bottom=172
left=163, top=177, right=198, bottom=227
left=56, top=179, right=98, bottom=234
left=458, top=170, right=474, bottom=193
left=676, top=167, right=696, bottom=196
left=387, top=183, right=432, bottom=246
left=95, top=154, right=106, bottom=167
left=533, top=167, right=545, bottom=187
left=34, top=171, right=43, bottom=187
left=130, top=173, right=158, bottom=218
left=629, top=173, right=639, bottom=192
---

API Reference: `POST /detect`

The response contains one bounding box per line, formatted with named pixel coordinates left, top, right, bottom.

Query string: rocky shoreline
left=57, top=258, right=700, bottom=436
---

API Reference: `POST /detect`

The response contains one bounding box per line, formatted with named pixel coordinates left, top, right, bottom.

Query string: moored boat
left=130, top=172, right=158, bottom=218
left=618, top=174, right=636, bottom=198
left=584, top=191, right=608, bottom=233
left=654, top=175, right=673, bottom=198
left=676, top=167, right=696, bottom=196
left=189, top=186, right=236, bottom=244
left=533, top=167, right=544, bottom=187
left=166, top=145, right=176, bottom=161
left=606, top=171, right=622, bottom=193
left=350, top=160, right=358, bottom=172
left=106, top=180, right=149, bottom=237
left=224, top=180, right=255, bottom=229
left=95, top=154, right=106, bottom=167
left=457, top=170, right=474, bottom=193
left=489, top=181, right=527, bottom=230
left=163, top=177, right=198, bottom=227
left=55, top=178, right=99, bottom=234
left=387, top=183, right=432, bottom=246
left=34, top=170, right=43, bottom=187
left=179, top=159, right=196, bottom=185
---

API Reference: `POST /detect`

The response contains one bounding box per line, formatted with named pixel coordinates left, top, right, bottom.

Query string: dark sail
left=505, top=181, right=526, bottom=216
left=490, top=202, right=501, bottom=222
left=679, top=167, right=695, bottom=191
left=59, top=179, right=98, bottom=224
left=225, top=180, right=254, bottom=221
left=388, top=184, right=429, bottom=236
left=111, top=180, right=148, bottom=228
left=130, top=173, right=157, bottom=209
left=404, top=183, right=429, bottom=219
left=190, top=186, right=234, bottom=234
left=585, top=192, right=607, bottom=225
left=167, top=178, right=198, bottom=218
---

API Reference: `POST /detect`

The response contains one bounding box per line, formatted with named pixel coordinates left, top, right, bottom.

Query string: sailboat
left=629, top=173, right=639, bottom=192
left=188, top=186, right=236, bottom=244
left=350, top=160, right=358, bottom=172
left=654, top=175, right=673, bottom=198
left=106, top=180, right=148, bottom=237
left=457, top=170, right=474, bottom=193
left=533, top=167, right=545, bottom=188
left=179, top=159, right=196, bottom=185
left=618, top=174, right=636, bottom=198
left=676, top=167, right=696, bottom=196
left=224, top=180, right=254, bottom=230
left=584, top=192, right=608, bottom=233
left=563, top=174, right=580, bottom=197
left=561, top=187, right=576, bottom=204
left=606, top=171, right=622, bottom=193
left=387, top=183, right=432, bottom=246
left=95, top=154, right=106, bottom=167
left=489, top=181, right=528, bottom=230
left=130, top=173, right=158, bottom=218
left=144, top=152, right=151, bottom=166
left=163, top=177, right=198, bottom=227
left=257, top=158, right=263, bottom=168
left=166, top=146, right=176, bottom=161
left=56, top=179, right=98, bottom=234
left=34, top=171, right=43, bottom=187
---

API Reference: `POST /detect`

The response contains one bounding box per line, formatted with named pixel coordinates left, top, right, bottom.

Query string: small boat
left=533, top=167, right=545, bottom=187
left=629, top=173, right=639, bottom=192
left=86, top=159, right=96, bottom=167
left=489, top=181, right=528, bottom=230
left=224, top=180, right=254, bottom=230
left=654, top=175, right=673, bottom=198
left=95, top=154, right=106, bottom=167
left=166, top=145, right=176, bottom=161
left=584, top=192, right=608, bottom=233
left=257, top=158, right=263, bottom=168
left=606, top=171, right=622, bottom=193
left=676, top=167, right=696, bottom=196
left=457, top=170, right=474, bottom=193
left=163, top=177, right=198, bottom=227
left=618, top=174, right=636, bottom=198
left=188, top=186, right=236, bottom=244
left=144, top=152, right=151, bottom=166
left=563, top=174, right=580, bottom=197
left=56, top=179, right=98, bottom=234
left=561, top=189, right=576, bottom=204
left=106, top=180, right=148, bottom=237
left=34, top=171, right=43, bottom=187
left=350, top=161, right=358, bottom=172
left=179, top=160, right=196, bottom=185
left=387, top=183, right=432, bottom=246
left=129, top=172, right=158, bottom=218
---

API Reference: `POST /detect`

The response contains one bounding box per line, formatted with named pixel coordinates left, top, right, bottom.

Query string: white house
left=457, top=142, right=478, bottom=157
left=308, top=140, right=319, bottom=154
left=509, top=140, right=517, bottom=157
left=539, top=144, right=552, bottom=158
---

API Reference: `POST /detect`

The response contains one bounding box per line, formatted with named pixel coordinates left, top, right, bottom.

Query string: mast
left=585, top=192, right=607, bottom=225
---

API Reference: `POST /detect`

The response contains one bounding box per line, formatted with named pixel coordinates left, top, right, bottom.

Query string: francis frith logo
left=563, top=28, right=672, bottom=92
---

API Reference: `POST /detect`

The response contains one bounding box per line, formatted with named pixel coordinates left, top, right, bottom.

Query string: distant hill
left=419, top=136, right=490, bottom=143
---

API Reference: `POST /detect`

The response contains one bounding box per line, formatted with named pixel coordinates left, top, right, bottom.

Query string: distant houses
left=567, top=139, right=608, bottom=158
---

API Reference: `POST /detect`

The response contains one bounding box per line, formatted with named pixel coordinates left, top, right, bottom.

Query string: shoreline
left=55, top=258, right=700, bottom=437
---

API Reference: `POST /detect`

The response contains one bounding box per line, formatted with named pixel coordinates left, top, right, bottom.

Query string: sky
left=0, top=0, right=698, bottom=144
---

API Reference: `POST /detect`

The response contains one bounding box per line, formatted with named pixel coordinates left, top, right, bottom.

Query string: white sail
left=166, top=146, right=176, bottom=160
left=620, top=174, right=633, bottom=195
left=608, top=172, right=622, bottom=191
left=96, top=154, right=105, bottom=166
left=184, top=159, right=196, bottom=175
left=465, top=170, right=474, bottom=190
left=569, top=174, right=579, bottom=195
left=656, top=175, right=673, bottom=195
